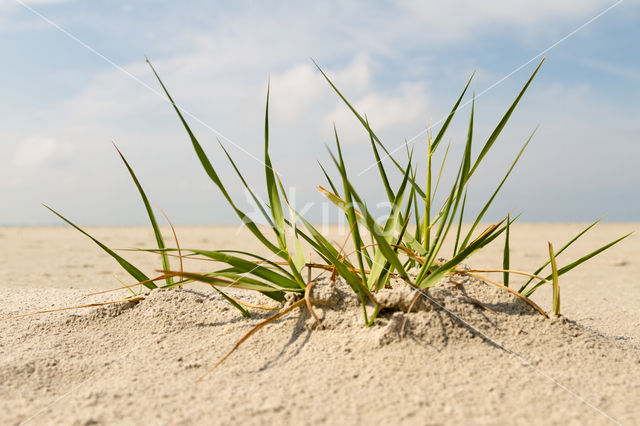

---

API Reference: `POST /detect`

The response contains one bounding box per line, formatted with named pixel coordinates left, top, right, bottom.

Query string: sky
left=1, top=0, right=639, bottom=226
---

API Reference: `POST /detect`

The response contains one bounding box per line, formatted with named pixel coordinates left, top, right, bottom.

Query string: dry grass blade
left=13, top=297, right=144, bottom=319
left=155, top=204, right=184, bottom=282
left=304, top=279, right=322, bottom=325
left=82, top=274, right=170, bottom=297
left=468, top=269, right=552, bottom=285
left=196, top=299, right=306, bottom=382
left=318, top=186, right=364, bottom=218
left=465, top=272, right=548, bottom=318
left=82, top=284, right=145, bottom=298
left=465, top=297, right=498, bottom=314
left=224, top=294, right=279, bottom=311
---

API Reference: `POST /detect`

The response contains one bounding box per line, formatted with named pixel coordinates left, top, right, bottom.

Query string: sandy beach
left=1, top=223, right=638, bottom=425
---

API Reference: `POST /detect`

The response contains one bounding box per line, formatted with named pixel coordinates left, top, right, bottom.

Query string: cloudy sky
left=1, top=0, right=638, bottom=226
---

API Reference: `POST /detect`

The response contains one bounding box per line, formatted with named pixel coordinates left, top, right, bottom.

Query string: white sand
left=1, top=224, right=638, bottom=425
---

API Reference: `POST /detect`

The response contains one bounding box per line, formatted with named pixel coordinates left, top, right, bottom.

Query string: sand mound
left=299, top=273, right=620, bottom=355
left=2, top=272, right=639, bottom=425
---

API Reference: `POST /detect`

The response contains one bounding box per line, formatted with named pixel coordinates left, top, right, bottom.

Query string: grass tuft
left=28, top=56, right=631, bottom=374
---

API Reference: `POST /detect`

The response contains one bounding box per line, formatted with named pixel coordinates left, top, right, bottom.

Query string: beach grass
left=32, top=57, right=632, bottom=371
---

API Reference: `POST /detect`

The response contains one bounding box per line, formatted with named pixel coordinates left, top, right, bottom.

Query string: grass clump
left=35, top=57, right=631, bottom=374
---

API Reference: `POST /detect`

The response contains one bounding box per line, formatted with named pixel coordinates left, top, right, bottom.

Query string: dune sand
left=1, top=223, right=638, bottom=425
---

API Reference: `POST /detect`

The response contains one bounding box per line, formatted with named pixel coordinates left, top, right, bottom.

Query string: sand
left=1, top=223, right=638, bottom=425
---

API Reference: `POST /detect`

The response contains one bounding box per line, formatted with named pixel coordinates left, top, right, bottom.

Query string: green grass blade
left=548, top=242, right=560, bottom=316
left=275, top=176, right=307, bottom=278
left=423, top=136, right=432, bottom=250
left=44, top=205, right=155, bottom=289
left=434, top=97, right=474, bottom=261
left=412, top=164, right=422, bottom=243
left=212, top=286, right=251, bottom=317
left=263, top=81, right=287, bottom=249
left=416, top=218, right=507, bottom=289
left=403, top=231, right=428, bottom=257
left=318, top=161, right=341, bottom=196
left=524, top=232, right=633, bottom=297
left=188, top=249, right=301, bottom=290
left=460, top=128, right=536, bottom=251
left=365, top=114, right=394, bottom=202
left=165, top=270, right=286, bottom=302
left=218, top=140, right=274, bottom=228
left=312, top=59, right=426, bottom=199
left=461, top=94, right=475, bottom=184
left=418, top=125, right=472, bottom=281
left=361, top=206, right=408, bottom=280
left=469, top=58, right=544, bottom=177
left=113, top=144, right=172, bottom=286
left=295, top=213, right=368, bottom=296
left=366, top=153, right=413, bottom=289
left=423, top=139, right=453, bottom=247
left=217, top=249, right=297, bottom=279
left=341, top=169, right=410, bottom=280
left=503, top=213, right=511, bottom=287
left=417, top=166, right=463, bottom=281
left=145, top=59, right=281, bottom=256
left=331, top=128, right=369, bottom=280
left=519, top=217, right=604, bottom=293
left=431, top=140, right=452, bottom=202
left=453, top=189, right=468, bottom=255
left=431, top=72, right=474, bottom=152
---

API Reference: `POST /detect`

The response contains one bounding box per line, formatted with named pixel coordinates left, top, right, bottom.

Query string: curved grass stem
left=196, top=298, right=306, bottom=382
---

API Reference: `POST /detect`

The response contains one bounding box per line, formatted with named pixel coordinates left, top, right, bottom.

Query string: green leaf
left=145, top=59, right=282, bottom=257
left=519, top=217, right=603, bottom=293
left=431, top=72, right=474, bottom=152
left=217, top=249, right=296, bottom=279
left=275, top=176, right=307, bottom=279
left=212, top=286, right=251, bottom=317
left=331, top=128, right=369, bottom=281
left=318, top=161, right=341, bottom=196
left=548, top=242, right=560, bottom=316
left=44, top=205, right=155, bottom=289
left=312, top=59, right=426, bottom=199
left=453, top=189, right=468, bottom=255
left=417, top=218, right=508, bottom=289
left=348, top=190, right=409, bottom=280
left=366, top=150, right=413, bottom=288
left=503, top=213, right=511, bottom=287
left=218, top=140, right=274, bottom=228
left=166, top=270, right=286, bottom=302
left=524, top=232, right=633, bottom=297
left=113, top=144, right=172, bottom=286
left=365, top=114, right=394, bottom=202
left=469, top=58, right=544, bottom=177
left=188, top=249, right=301, bottom=290
left=263, top=81, right=287, bottom=249
left=460, top=128, right=536, bottom=251
left=293, top=210, right=365, bottom=295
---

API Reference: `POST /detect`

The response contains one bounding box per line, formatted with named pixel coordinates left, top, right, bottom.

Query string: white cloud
left=12, top=137, right=74, bottom=168
left=400, top=0, right=616, bottom=41
left=326, top=82, right=430, bottom=144
left=269, top=53, right=373, bottom=126
left=0, top=0, right=72, bottom=12
left=270, top=63, right=325, bottom=124
left=1, top=0, right=72, bottom=6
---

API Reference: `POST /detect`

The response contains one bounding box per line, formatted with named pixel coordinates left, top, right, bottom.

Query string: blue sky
left=1, top=0, right=638, bottom=225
